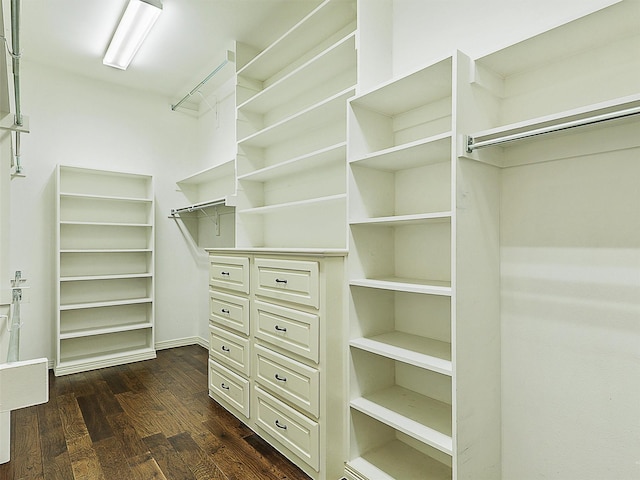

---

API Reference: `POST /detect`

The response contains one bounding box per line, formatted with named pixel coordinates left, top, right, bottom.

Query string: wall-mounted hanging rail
left=169, top=198, right=227, bottom=216
left=171, top=50, right=234, bottom=111
left=466, top=102, right=640, bottom=153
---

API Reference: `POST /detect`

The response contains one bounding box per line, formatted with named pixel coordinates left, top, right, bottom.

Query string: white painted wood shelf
left=55, top=165, right=155, bottom=376
left=235, top=0, right=356, bottom=250
left=350, top=334, right=452, bottom=376
left=350, top=386, right=453, bottom=455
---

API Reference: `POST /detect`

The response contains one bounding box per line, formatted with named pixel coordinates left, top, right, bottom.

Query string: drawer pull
left=275, top=278, right=288, bottom=284
left=275, top=420, right=287, bottom=430
left=274, top=373, right=287, bottom=382
left=221, top=346, right=230, bottom=352
left=221, top=271, right=230, bottom=276
left=274, top=325, right=287, bottom=332
left=221, top=308, right=230, bottom=314
left=221, top=383, right=230, bottom=390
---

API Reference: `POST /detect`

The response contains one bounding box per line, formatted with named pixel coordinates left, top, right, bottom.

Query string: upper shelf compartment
left=463, top=0, right=640, bottom=164
left=172, top=160, right=236, bottom=215
left=236, top=0, right=356, bottom=83
left=348, top=56, right=453, bottom=161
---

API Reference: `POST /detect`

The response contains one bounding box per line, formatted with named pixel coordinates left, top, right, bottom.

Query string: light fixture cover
left=103, top=0, right=162, bottom=70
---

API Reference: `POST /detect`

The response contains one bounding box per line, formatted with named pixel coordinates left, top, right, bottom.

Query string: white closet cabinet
left=207, top=250, right=346, bottom=480
left=345, top=52, right=501, bottom=480
left=234, top=0, right=356, bottom=249
left=55, top=165, right=155, bottom=376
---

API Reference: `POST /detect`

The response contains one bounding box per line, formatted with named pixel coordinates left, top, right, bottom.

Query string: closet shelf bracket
left=0, top=113, right=29, bottom=133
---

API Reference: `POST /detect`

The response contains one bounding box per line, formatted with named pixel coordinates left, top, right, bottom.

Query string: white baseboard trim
left=155, top=336, right=209, bottom=351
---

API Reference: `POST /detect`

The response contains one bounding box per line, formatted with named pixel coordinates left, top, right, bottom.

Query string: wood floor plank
left=10, top=407, right=44, bottom=479
left=168, top=432, right=227, bottom=480
left=76, top=395, right=114, bottom=443
left=93, top=436, right=132, bottom=480
left=142, top=432, right=197, bottom=480
left=126, top=452, right=168, bottom=480
left=66, top=433, right=106, bottom=480
left=104, top=412, right=149, bottom=460
left=36, top=396, right=74, bottom=480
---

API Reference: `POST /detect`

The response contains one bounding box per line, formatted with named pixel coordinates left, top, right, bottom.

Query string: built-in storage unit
left=55, top=165, right=155, bottom=376
left=207, top=250, right=346, bottom=480
left=234, top=0, right=356, bottom=249
left=346, top=2, right=640, bottom=479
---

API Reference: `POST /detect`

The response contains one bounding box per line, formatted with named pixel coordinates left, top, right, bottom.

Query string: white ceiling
left=18, top=0, right=320, bottom=103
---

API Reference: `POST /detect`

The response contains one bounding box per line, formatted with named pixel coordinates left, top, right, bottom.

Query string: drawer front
left=209, top=325, right=250, bottom=376
left=208, top=360, right=249, bottom=418
left=209, top=255, right=249, bottom=294
left=254, top=258, right=319, bottom=308
left=255, top=386, right=319, bottom=471
left=254, top=344, right=319, bottom=418
left=209, top=290, right=250, bottom=336
left=254, top=300, right=319, bottom=363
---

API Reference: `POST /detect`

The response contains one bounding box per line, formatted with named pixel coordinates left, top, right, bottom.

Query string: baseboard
left=155, top=336, right=209, bottom=351
left=44, top=336, right=210, bottom=371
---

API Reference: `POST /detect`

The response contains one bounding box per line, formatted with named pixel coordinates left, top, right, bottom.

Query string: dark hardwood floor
left=0, top=345, right=310, bottom=480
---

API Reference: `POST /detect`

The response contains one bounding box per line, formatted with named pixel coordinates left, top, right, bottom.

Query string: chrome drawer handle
left=274, top=374, right=287, bottom=382
left=221, top=308, right=230, bottom=314
left=274, top=325, right=287, bottom=332
left=275, top=278, right=287, bottom=284
left=221, top=383, right=230, bottom=390
left=275, top=420, right=287, bottom=430
left=221, top=271, right=230, bottom=276
left=221, top=346, right=230, bottom=352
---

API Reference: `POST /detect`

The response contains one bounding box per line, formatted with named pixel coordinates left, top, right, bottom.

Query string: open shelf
left=350, top=334, right=451, bottom=376
left=238, top=87, right=355, bottom=147
left=59, top=297, right=153, bottom=311
left=236, top=0, right=356, bottom=81
left=350, top=387, right=452, bottom=455
left=238, top=32, right=356, bottom=115
left=350, top=278, right=451, bottom=296
left=59, top=321, right=153, bottom=340
left=238, top=142, right=346, bottom=182
left=350, top=212, right=451, bottom=227
left=349, top=133, right=452, bottom=171
left=347, top=438, right=451, bottom=480
left=239, top=193, right=346, bottom=215
left=60, top=273, right=152, bottom=282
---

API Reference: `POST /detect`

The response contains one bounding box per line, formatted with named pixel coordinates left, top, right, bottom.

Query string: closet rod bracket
left=0, top=113, right=29, bottom=133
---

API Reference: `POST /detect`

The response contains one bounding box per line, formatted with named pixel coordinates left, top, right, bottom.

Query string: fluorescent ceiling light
left=103, top=0, right=162, bottom=70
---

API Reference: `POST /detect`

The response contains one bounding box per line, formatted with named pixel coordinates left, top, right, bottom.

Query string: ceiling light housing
left=103, top=0, right=162, bottom=70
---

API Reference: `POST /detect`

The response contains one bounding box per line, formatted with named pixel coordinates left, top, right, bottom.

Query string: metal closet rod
left=171, top=56, right=230, bottom=111
left=170, top=199, right=227, bottom=216
left=466, top=105, right=640, bottom=153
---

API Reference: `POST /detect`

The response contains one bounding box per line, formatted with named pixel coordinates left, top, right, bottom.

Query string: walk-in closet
left=0, top=0, right=638, bottom=479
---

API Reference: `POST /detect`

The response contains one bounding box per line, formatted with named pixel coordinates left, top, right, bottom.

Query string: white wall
left=10, top=61, right=204, bottom=362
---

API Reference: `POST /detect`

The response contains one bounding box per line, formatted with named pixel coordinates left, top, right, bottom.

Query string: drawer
left=208, top=360, right=249, bottom=418
left=209, top=325, right=250, bottom=376
left=254, top=300, right=319, bottom=363
left=254, top=258, right=319, bottom=308
left=255, top=344, right=319, bottom=418
left=254, top=386, right=319, bottom=471
left=209, top=290, right=250, bottom=336
left=209, top=255, right=249, bottom=294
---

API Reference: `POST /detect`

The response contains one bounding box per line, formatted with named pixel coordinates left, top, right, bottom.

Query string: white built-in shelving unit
left=235, top=0, right=356, bottom=249
left=346, top=54, right=464, bottom=480
left=55, top=165, right=155, bottom=376
left=345, top=1, right=639, bottom=480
